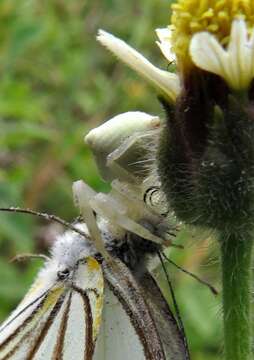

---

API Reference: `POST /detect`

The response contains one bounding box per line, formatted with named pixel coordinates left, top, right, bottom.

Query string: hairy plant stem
left=220, top=231, right=253, bottom=360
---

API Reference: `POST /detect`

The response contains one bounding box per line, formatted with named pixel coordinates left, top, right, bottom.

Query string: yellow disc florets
left=171, top=0, right=254, bottom=70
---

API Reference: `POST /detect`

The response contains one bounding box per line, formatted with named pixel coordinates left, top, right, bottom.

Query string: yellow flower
left=171, top=0, right=254, bottom=74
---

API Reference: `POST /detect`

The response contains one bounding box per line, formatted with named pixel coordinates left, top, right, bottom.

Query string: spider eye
left=57, top=268, right=70, bottom=280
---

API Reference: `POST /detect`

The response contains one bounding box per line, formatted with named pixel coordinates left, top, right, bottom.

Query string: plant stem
left=220, top=231, right=253, bottom=360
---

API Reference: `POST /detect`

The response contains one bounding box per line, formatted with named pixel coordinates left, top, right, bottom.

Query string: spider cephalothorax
left=71, top=111, right=177, bottom=273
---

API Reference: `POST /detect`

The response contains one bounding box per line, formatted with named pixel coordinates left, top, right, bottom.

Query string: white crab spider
left=83, top=111, right=172, bottom=250
left=85, top=111, right=161, bottom=183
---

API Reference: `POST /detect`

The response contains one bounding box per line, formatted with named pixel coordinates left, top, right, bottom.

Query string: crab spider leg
left=106, top=156, right=138, bottom=184
left=106, top=131, right=156, bottom=184
left=90, top=192, right=171, bottom=246
left=110, top=179, right=163, bottom=223
left=109, top=180, right=177, bottom=244
left=72, top=180, right=112, bottom=261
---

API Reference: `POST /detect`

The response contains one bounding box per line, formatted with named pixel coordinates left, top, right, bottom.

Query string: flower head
left=171, top=0, right=254, bottom=74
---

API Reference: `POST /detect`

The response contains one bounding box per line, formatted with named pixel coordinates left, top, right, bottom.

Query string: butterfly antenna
left=9, top=253, right=50, bottom=263
left=157, top=251, right=190, bottom=358
left=0, top=207, right=92, bottom=240
left=161, top=252, right=218, bottom=296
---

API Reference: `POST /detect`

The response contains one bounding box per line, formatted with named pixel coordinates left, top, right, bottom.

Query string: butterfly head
left=51, top=223, right=96, bottom=267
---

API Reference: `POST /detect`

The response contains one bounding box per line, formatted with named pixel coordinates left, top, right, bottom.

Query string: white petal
left=232, top=19, right=254, bottom=88
left=190, top=19, right=254, bottom=90
left=228, top=19, right=248, bottom=88
left=190, top=32, right=230, bottom=80
left=249, top=30, right=254, bottom=79
left=156, top=28, right=172, bottom=41
left=97, top=29, right=180, bottom=102
left=155, top=27, right=176, bottom=63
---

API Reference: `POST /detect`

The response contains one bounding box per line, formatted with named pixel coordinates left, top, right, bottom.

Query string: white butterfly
left=0, top=250, right=103, bottom=359
left=0, top=113, right=190, bottom=360
left=0, top=221, right=187, bottom=359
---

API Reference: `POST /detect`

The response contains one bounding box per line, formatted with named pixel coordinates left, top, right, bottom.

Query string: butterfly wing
left=0, top=256, right=104, bottom=360
left=94, top=258, right=190, bottom=360
left=57, top=256, right=104, bottom=360
left=94, top=258, right=167, bottom=360
left=94, top=285, right=146, bottom=360
left=140, top=272, right=190, bottom=360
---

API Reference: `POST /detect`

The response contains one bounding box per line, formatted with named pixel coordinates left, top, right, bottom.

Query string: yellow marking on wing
left=25, top=286, right=65, bottom=324
left=75, top=256, right=104, bottom=340
left=87, top=257, right=100, bottom=271
left=93, top=292, right=103, bottom=340
left=84, top=256, right=104, bottom=340
left=43, top=287, right=65, bottom=310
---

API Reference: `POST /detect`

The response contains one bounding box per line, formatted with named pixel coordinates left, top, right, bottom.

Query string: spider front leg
left=89, top=189, right=171, bottom=247
left=106, top=130, right=157, bottom=184
left=73, top=179, right=170, bottom=250
left=72, top=180, right=112, bottom=262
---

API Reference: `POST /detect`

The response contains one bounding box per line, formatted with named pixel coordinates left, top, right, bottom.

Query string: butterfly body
left=0, top=226, right=104, bottom=360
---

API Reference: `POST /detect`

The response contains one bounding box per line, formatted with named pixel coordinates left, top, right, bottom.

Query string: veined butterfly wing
left=94, top=286, right=147, bottom=360
left=139, top=272, right=190, bottom=360
left=0, top=256, right=103, bottom=360
left=94, top=258, right=190, bottom=360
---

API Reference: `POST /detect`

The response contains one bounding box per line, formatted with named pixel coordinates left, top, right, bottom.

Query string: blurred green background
left=0, top=0, right=221, bottom=358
